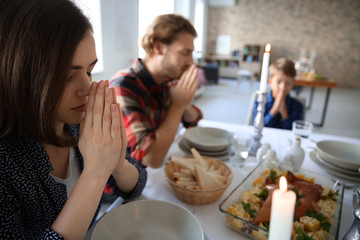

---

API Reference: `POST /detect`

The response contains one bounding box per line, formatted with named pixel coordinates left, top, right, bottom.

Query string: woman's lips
left=72, top=104, right=87, bottom=112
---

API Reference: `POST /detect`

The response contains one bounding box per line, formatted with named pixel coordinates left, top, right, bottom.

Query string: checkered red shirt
left=110, top=59, right=202, bottom=163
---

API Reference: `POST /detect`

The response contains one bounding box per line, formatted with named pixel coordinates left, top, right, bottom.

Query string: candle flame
left=265, top=44, right=271, bottom=52
left=279, top=176, right=287, bottom=191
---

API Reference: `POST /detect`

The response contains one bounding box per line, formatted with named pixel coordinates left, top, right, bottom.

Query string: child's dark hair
left=270, top=58, right=296, bottom=78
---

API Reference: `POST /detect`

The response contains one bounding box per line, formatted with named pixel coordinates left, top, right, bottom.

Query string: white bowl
left=180, top=137, right=229, bottom=156
left=309, top=151, right=360, bottom=183
left=316, top=140, right=360, bottom=170
left=184, top=127, right=233, bottom=151
left=91, top=200, right=204, bottom=240
left=315, top=151, right=360, bottom=177
left=178, top=138, right=230, bottom=161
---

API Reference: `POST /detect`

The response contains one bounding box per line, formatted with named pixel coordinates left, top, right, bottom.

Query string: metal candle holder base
left=249, top=91, right=267, bottom=156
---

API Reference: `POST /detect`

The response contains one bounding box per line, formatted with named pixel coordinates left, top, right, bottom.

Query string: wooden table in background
left=294, top=77, right=337, bottom=127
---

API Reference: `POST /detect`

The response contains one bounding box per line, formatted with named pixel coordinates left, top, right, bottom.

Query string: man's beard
left=162, top=61, right=182, bottom=80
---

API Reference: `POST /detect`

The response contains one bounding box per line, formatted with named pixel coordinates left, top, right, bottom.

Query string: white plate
left=180, top=138, right=229, bottom=156
left=178, top=140, right=230, bottom=161
left=184, top=127, right=233, bottom=151
left=315, top=151, right=360, bottom=176
left=316, top=140, right=360, bottom=170
left=309, top=150, right=360, bottom=183
left=91, top=200, right=204, bottom=240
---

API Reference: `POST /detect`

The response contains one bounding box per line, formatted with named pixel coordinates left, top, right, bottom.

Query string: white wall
left=93, top=0, right=208, bottom=81
left=175, top=0, right=208, bottom=56
left=174, top=0, right=195, bottom=23
left=93, top=0, right=139, bottom=81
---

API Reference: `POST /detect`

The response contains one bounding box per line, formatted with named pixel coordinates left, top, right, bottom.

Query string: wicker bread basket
left=165, top=156, right=233, bottom=205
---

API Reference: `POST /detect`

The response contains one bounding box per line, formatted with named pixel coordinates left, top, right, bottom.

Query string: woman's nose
left=77, top=74, right=92, bottom=96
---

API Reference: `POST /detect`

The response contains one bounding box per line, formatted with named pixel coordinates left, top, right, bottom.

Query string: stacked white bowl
left=310, top=140, right=360, bottom=183
left=179, top=127, right=233, bottom=161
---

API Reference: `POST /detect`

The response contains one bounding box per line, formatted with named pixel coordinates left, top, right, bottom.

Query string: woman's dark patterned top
left=0, top=124, right=147, bottom=239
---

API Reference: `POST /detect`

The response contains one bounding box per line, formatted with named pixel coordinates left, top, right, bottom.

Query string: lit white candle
left=259, top=44, right=271, bottom=93
left=268, top=176, right=296, bottom=240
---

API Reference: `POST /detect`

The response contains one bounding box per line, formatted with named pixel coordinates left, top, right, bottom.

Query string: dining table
left=91, top=119, right=359, bottom=240
left=294, top=77, right=337, bottom=127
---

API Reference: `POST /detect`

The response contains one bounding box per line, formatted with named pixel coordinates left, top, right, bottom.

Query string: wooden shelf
left=204, top=55, right=240, bottom=78
left=240, top=44, right=263, bottom=78
left=242, top=44, right=261, bottom=62
left=204, top=44, right=264, bottom=79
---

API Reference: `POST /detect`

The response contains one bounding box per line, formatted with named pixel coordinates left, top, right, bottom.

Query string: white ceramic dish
left=184, top=127, right=233, bottom=152
left=315, top=152, right=360, bottom=176
left=180, top=137, right=229, bottom=156
left=91, top=200, right=204, bottom=240
left=309, top=150, right=360, bottom=183
left=316, top=140, right=360, bottom=170
left=178, top=140, right=229, bottom=161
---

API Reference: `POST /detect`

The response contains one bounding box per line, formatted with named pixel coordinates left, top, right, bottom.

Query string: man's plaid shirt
left=110, top=59, right=202, bottom=163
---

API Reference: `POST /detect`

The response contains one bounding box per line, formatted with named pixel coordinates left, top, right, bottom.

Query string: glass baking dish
left=219, top=161, right=345, bottom=240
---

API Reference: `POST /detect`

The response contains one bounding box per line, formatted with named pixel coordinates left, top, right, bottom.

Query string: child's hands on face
left=272, top=89, right=286, bottom=111
left=277, top=89, right=287, bottom=111
left=79, top=80, right=127, bottom=179
left=269, top=70, right=294, bottom=118
left=276, top=86, right=287, bottom=102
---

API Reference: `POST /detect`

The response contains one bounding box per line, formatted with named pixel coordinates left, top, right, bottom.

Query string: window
left=138, top=0, right=206, bottom=60
left=194, top=0, right=205, bottom=57
left=138, top=0, right=174, bottom=58
left=74, top=0, right=104, bottom=73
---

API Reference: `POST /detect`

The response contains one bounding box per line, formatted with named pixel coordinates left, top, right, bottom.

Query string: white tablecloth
left=139, top=120, right=360, bottom=240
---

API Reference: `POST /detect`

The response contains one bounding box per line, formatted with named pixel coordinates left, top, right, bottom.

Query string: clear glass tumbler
left=229, top=136, right=250, bottom=168
left=292, top=120, right=313, bottom=139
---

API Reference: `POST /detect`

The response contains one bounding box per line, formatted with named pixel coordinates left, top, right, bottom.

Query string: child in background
left=252, top=58, right=304, bottom=130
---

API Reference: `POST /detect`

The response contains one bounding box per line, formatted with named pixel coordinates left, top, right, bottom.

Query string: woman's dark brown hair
left=141, top=14, right=197, bottom=56
left=0, top=0, right=92, bottom=146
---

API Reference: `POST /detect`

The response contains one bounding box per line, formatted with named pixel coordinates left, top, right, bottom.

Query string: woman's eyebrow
left=71, top=59, right=98, bottom=69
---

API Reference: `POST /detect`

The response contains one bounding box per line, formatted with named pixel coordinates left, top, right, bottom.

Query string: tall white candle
left=259, top=44, right=271, bottom=93
left=268, top=176, right=296, bottom=240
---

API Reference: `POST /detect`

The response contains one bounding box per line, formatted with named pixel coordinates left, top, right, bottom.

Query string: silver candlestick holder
left=249, top=91, right=267, bottom=156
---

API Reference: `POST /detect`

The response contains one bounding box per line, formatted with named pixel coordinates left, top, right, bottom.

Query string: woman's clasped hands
left=79, top=80, right=127, bottom=179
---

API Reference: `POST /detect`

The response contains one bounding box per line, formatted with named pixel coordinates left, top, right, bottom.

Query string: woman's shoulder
left=0, top=136, right=31, bottom=175
left=0, top=134, right=50, bottom=173
left=0, top=134, right=34, bottom=157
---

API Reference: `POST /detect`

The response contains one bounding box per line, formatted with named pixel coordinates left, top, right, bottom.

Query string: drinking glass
left=230, top=135, right=250, bottom=168
left=292, top=120, right=313, bottom=139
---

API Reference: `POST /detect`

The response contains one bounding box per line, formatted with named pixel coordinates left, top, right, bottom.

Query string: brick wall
left=206, top=0, right=360, bottom=87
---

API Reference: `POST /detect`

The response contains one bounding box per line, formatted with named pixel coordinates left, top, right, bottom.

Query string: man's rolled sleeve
left=182, top=105, right=203, bottom=128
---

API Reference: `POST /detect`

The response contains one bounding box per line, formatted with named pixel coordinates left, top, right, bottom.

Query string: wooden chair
left=245, top=92, right=258, bottom=125
left=237, top=69, right=255, bottom=88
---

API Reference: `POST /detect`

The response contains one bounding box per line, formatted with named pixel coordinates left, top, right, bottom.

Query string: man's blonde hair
left=140, top=14, right=197, bottom=56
